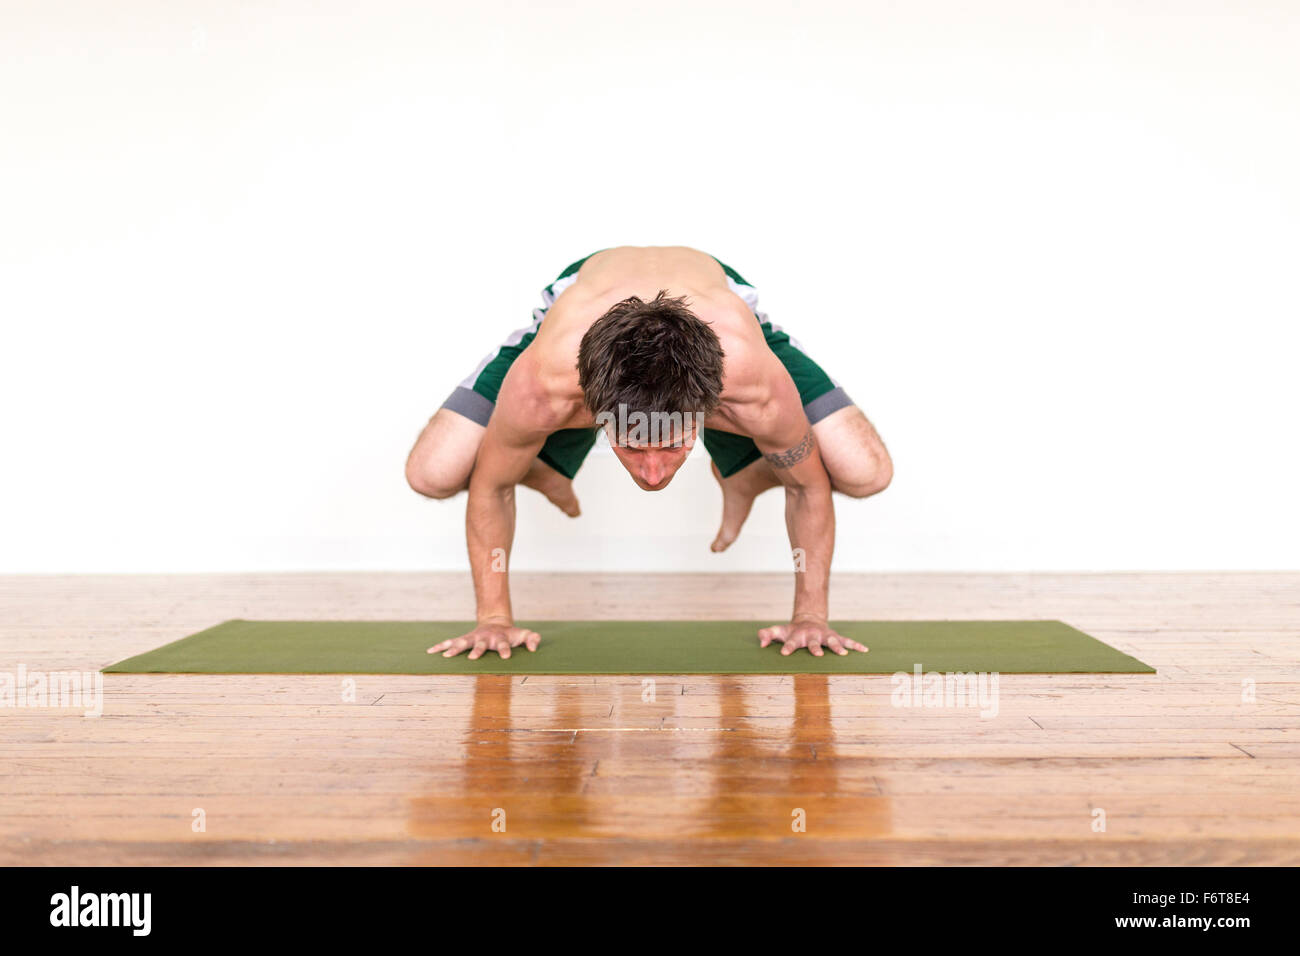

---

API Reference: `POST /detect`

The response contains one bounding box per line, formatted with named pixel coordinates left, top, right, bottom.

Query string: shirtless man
left=405, top=246, right=893, bottom=660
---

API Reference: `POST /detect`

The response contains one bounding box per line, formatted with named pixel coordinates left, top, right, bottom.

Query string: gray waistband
left=804, top=386, right=853, bottom=424
left=441, top=386, right=495, bottom=426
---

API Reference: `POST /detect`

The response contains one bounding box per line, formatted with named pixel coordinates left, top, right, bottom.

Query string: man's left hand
left=757, top=621, right=868, bottom=657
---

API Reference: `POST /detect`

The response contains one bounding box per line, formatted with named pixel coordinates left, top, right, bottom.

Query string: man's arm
left=741, top=356, right=867, bottom=657
left=427, top=360, right=555, bottom=660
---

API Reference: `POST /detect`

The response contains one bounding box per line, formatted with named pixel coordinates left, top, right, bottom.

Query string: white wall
left=2, top=0, right=1297, bottom=573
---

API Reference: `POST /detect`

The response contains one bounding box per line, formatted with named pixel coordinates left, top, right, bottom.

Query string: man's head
left=578, top=289, right=724, bottom=490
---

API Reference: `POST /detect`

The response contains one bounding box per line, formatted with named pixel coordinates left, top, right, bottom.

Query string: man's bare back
left=516, top=246, right=784, bottom=438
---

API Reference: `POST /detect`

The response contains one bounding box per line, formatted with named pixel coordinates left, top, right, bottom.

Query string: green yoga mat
left=103, top=620, right=1153, bottom=675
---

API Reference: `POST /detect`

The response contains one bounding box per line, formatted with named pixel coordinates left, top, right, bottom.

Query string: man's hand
left=428, top=623, right=541, bottom=660
left=758, top=621, right=868, bottom=657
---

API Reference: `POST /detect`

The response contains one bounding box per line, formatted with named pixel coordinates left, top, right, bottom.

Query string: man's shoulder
left=718, top=328, right=784, bottom=401
left=708, top=345, right=793, bottom=439
left=495, top=348, right=587, bottom=436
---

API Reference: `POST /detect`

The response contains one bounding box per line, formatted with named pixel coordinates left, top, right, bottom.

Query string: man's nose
left=641, top=459, right=666, bottom=486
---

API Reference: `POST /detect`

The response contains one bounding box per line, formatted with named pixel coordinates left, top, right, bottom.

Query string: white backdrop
left=2, top=1, right=1297, bottom=573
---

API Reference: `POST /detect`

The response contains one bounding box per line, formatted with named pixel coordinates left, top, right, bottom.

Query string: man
left=406, top=246, right=893, bottom=660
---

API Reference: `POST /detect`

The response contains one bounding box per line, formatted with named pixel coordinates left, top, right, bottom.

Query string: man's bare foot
left=710, top=459, right=778, bottom=551
left=521, top=458, right=581, bottom=517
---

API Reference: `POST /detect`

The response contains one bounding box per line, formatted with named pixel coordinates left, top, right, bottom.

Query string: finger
left=780, top=636, right=803, bottom=656
left=467, top=639, right=489, bottom=661
left=506, top=627, right=538, bottom=648
left=427, top=639, right=453, bottom=654
left=808, top=638, right=824, bottom=657
left=441, top=637, right=472, bottom=658
left=842, top=638, right=869, bottom=653
left=523, top=630, right=541, bottom=652
left=758, top=625, right=787, bottom=647
left=497, top=639, right=511, bottom=660
left=826, top=636, right=847, bottom=656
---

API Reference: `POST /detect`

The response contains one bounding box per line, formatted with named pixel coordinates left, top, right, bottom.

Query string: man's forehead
left=623, top=437, right=686, bottom=449
left=606, top=421, right=697, bottom=448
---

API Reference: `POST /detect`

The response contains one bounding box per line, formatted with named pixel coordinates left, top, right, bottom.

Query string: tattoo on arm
left=763, top=429, right=814, bottom=469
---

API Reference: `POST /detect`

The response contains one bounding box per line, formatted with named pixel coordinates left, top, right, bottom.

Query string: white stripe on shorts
left=455, top=272, right=583, bottom=390
left=723, top=275, right=840, bottom=389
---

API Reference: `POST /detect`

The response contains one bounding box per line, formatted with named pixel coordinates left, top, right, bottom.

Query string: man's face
left=606, top=421, right=699, bottom=491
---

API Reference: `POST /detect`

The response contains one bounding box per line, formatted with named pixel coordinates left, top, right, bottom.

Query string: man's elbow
left=467, top=470, right=517, bottom=503
left=783, top=469, right=834, bottom=503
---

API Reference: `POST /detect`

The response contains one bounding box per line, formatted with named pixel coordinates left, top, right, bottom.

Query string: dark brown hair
left=577, top=289, right=725, bottom=419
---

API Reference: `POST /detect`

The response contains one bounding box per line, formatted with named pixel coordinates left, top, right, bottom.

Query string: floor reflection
left=409, top=671, right=890, bottom=848
left=700, top=674, right=889, bottom=839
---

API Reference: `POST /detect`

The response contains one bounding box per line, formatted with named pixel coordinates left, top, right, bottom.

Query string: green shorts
left=440, top=250, right=853, bottom=479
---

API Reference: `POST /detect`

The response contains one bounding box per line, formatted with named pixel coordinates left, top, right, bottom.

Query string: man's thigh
left=405, top=407, right=486, bottom=499
left=811, top=404, right=892, bottom=498
left=406, top=410, right=599, bottom=498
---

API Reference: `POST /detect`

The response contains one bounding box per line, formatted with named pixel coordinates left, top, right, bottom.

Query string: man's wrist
left=477, top=613, right=513, bottom=628
left=791, top=610, right=828, bottom=626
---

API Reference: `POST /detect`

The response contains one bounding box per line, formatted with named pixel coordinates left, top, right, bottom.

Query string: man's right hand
left=427, top=623, right=541, bottom=660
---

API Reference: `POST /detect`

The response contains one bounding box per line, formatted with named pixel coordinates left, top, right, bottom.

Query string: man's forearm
left=466, top=480, right=517, bottom=624
left=784, top=484, right=835, bottom=622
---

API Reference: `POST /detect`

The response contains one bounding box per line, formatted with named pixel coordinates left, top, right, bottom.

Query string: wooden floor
left=1, top=572, right=1297, bottom=865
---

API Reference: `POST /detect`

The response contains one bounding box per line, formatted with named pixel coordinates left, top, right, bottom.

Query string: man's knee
left=405, top=451, right=466, bottom=499
left=814, top=405, right=893, bottom=499
left=833, top=446, right=893, bottom=499
left=405, top=407, right=484, bottom=499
